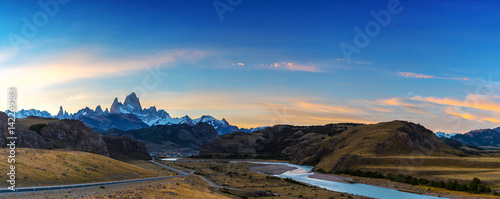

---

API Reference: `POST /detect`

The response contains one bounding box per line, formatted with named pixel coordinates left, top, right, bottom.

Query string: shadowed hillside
left=103, top=122, right=219, bottom=153
left=201, top=121, right=462, bottom=172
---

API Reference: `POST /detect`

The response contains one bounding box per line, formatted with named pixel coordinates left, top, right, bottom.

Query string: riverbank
left=249, top=164, right=297, bottom=175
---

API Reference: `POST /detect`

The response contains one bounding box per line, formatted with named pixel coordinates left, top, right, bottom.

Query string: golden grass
left=17, top=117, right=59, bottom=131
left=354, top=156, right=500, bottom=188
left=6, top=175, right=232, bottom=199
left=0, top=148, right=163, bottom=187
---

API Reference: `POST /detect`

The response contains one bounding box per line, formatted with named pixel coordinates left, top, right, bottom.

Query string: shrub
left=29, top=123, right=47, bottom=134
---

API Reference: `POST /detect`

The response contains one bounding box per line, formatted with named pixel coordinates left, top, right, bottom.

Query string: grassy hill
left=0, top=148, right=165, bottom=187
left=17, top=116, right=59, bottom=131
left=308, top=121, right=461, bottom=172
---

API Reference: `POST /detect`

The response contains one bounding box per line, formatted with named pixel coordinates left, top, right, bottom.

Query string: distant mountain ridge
left=435, top=131, right=458, bottom=138
left=5, top=92, right=264, bottom=135
left=451, top=128, right=500, bottom=147
left=103, top=123, right=219, bottom=153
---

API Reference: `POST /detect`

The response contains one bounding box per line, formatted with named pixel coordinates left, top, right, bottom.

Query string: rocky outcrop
left=0, top=111, right=150, bottom=160
left=16, top=130, right=54, bottom=148
left=102, top=136, right=150, bottom=160
left=0, top=113, right=50, bottom=148
left=40, top=119, right=109, bottom=156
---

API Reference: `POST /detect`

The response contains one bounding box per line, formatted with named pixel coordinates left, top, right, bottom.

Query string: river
left=247, top=161, right=447, bottom=199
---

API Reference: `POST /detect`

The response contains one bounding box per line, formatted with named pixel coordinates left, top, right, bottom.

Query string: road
left=0, top=159, right=237, bottom=193
left=0, top=160, right=188, bottom=193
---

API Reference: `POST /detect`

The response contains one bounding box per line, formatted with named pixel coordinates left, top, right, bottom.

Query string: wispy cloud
left=0, top=47, right=18, bottom=64
left=271, top=62, right=322, bottom=72
left=294, top=101, right=363, bottom=114
left=0, top=48, right=208, bottom=90
left=398, top=72, right=471, bottom=81
left=411, top=94, right=500, bottom=113
left=335, top=58, right=371, bottom=64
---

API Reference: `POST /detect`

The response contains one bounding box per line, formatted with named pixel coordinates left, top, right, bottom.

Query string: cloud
left=0, top=47, right=18, bottom=64
left=411, top=94, right=500, bottom=113
left=398, top=72, right=435, bottom=79
left=271, top=62, right=322, bottom=72
left=444, top=108, right=478, bottom=120
left=294, top=101, right=363, bottom=114
left=0, top=48, right=208, bottom=90
left=335, top=58, right=371, bottom=64
left=398, top=72, right=470, bottom=81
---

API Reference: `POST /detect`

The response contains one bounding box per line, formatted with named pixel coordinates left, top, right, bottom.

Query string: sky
left=1, top=0, right=500, bottom=133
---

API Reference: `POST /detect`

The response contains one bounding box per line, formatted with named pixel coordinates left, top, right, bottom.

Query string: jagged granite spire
left=110, top=97, right=122, bottom=114
left=123, top=92, right=142, bottom=114
left=56, top=106, right=65, bottom=119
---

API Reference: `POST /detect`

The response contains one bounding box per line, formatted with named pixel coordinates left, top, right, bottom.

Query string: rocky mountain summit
left=9, top=92, right=262, bottom=135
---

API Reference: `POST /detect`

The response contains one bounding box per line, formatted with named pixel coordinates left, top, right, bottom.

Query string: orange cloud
left=445, top=109, right=478, bottom=120
left=294, top=101, right=363, bottom=114
left=411, top=95, right=500, bottom=113
left=380, top=98, right=416, bottom=107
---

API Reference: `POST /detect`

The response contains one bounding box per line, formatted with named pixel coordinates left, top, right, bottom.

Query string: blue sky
left=1, top=0, right=500, bottom=133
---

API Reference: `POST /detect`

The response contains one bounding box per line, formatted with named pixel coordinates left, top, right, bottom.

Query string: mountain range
left=5, top=92, right=264, bottom=135
left=103, top=123, right=219, bottom=153
left=450, top=127, right=500, bottom=147
left=434, top=131, right=458, bottom=138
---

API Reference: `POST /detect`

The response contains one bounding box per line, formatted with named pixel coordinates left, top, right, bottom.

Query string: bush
left=341, top=170, right=492, bottom=194
left=29, top=123, right=47, bottom=134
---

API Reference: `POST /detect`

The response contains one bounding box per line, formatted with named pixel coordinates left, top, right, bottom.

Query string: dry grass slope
left=16, top=116, right=59, bottom=131
left=0, top=148, right=164, bottom=187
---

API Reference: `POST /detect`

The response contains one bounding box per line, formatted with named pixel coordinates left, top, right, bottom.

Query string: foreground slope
left=0, top=112, right=150, bottom=160
left=0, top=149, right=162, bottom=187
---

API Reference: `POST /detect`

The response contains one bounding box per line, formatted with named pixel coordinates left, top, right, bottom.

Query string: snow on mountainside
left=6, top=92, right=265, bottom=135
left=5, top=109, right=52, bottom=118
left=435, top=131, right=458, bottom=138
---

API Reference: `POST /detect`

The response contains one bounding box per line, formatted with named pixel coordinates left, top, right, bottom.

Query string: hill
left=0, top=148, right=161, bottom=187
left=0, top=112, right=150, bottom=160
left=200, top=121, right=462, bottom=172
left=103, top=122, right=219, bottom=153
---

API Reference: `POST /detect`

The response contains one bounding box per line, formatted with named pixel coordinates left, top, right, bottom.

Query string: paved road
left=0, top=160, right=188, bottom=193
left=0, top=159, right=238, bottom=193
left=153, top=159, right=240, bottom=190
